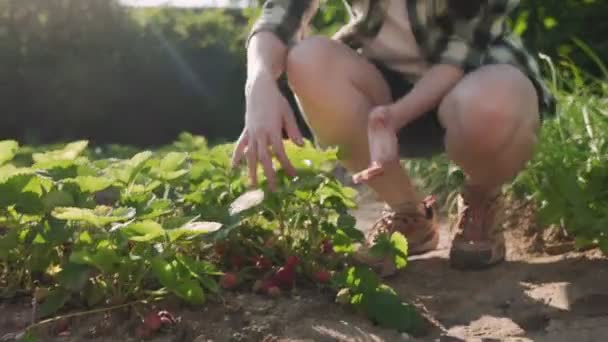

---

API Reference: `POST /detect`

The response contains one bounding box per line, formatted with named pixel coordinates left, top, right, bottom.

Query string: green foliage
left=510, top=56, right=608, bottom=251
left=511, top=0, right=608, bottom=78
left=332, top=264, right=426, bottom=335
left=0, top=133, right=423, bottom=336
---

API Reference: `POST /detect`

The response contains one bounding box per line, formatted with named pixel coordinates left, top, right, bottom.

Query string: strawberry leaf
left=0, top=140, right=18, bottom=165
left=120, top=220, right=164, bottom=242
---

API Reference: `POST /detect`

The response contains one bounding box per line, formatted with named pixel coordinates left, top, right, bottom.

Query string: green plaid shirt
left=248, top=0, right=556, bottom=118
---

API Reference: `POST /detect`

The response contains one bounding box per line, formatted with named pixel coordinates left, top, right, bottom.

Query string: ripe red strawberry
left=143, top=312, right=162, bottom=332
left=314, top=270, right=331, bottom=283
left=220, top=272, right=239, bottom=289
left=270, top=256, right=299, bottom=290
left=286, top=256, right=300, bottom=267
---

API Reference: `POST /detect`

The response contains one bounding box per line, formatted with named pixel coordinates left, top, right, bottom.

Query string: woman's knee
left=438, top=64, right=540, bottom=157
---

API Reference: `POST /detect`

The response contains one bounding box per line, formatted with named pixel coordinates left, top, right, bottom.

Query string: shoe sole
left=409, top=229, right=440, bottom=256
left=449, top=243, right=506, bottom=271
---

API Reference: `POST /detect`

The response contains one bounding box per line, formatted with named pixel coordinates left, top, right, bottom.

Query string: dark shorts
left=372, top=61, right=446, bottom=159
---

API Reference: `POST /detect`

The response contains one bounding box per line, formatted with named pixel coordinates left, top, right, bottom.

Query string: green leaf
left=78, top=231, right=93, bottom=244
left=363, top=286, right=424, bottom=334
left=57, top=263, right=91, bottom=292
left=43, top=190, right=75, bottom=212
left=27, top=246, right=54, bottom=272
left=156, top=152, right=189, bottom=179
left=176, top=255, right=221, bottom=293
left=330, top=229, right=358, bottom=254
left=0, top=229, right=19, bottom=259
left=317, top=183, right=357, bottom=208
left=52, top=206, right=136, bottom=228
left=330, top=213, right=364, bottom=242
left=0, top=173, right=47, bottom=214
left=120, top=220, right=164, bottom=242
left=149, top=256, right=205, bottom=304
left=65, top=176, right=115, bottom=193
left=114, top=151, right=153, bottom=184
left=138, top=199, right=173, bottom=220
left=70, top=248, right=121, bottom=274
left=168, top=221, right=222, bottom=242
left=229, top=189, right=265, bottom=216
left=173, top=279, right=205, bottom=304
left=32, top=141, right=89, bottom=163
left=369, top=232, right=409, bottom=270
left=342, top=266, right=380, bottom=294
left=38, top=288, right=70, bottom=318
left=40, top=219, right=71, bottom=244
left=0, top=165, right=33, bottom=181
left=284, top=140, right=337, bottom=171
left=390, top=232, right=408, bottom=270
left=150, top=257, right=179, bottom=289
left=0, top=140, right=18, bottom=165
left=197, top=274, right=220, bottom=294
left=159, top=152, right=188, bottom=171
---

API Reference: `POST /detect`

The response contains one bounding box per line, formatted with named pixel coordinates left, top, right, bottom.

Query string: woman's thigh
left=286, top=36, right=392, bottom=148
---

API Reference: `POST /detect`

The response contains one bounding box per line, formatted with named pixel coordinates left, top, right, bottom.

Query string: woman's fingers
left=283, top=108, right=305, bottom=146
left=234, top=118, right=300, bottom=191
left=231, top=131, right=249, bottom=168
left=270, top=133, right=297, bottom=178
left=352, top=162, right=385, bottom=184
left=368, top=106, right=399, bottom=165
left=256, top=134, right=277, bottom=191
left=246, top=138, right=258, bottom=188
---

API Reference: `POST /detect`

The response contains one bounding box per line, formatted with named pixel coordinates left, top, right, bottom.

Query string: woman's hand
left=231, top=73, right=304, bottom=191
left=352, top=105, right=400, bottom=184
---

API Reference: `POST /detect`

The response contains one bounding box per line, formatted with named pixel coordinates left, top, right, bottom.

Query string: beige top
left=359, top=0, right=429, bottom=82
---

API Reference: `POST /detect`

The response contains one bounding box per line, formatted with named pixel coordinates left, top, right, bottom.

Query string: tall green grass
left=404, top=48, right=608, bottom=253
left=511, top=52, right=608, bottom=252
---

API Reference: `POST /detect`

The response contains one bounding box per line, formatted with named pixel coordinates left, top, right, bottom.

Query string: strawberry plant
left=0, top=132, right=424, bottom=339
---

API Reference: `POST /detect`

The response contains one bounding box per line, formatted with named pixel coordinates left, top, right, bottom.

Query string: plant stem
left=163, top=184, right=171, bottom=199
left=24, top=299, right=148, bottom=333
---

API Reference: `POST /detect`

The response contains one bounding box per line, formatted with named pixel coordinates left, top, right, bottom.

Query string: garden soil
left=2, top=187, right=608, bottom=342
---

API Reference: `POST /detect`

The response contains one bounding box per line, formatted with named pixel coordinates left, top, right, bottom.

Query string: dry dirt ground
left=2, top=189, right=608, bottom=342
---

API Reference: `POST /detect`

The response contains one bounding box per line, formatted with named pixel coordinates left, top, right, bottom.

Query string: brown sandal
left=354, top=196, right=440, bottom=277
